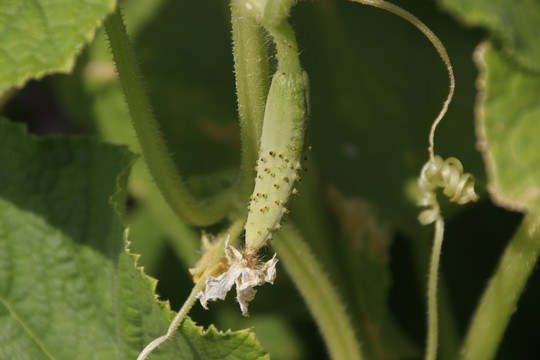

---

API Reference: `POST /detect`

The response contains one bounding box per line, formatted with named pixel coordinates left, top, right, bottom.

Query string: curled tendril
left=417, top=155, right=479, bottom=225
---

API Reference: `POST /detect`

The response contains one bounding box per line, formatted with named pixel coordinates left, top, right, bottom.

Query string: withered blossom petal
left=195, top=240, right=278, bottom=316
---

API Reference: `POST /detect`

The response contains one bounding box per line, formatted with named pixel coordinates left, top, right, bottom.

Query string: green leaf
left=438, top=0, right=540, bottom=73
left=0, top=0, right=117, bottom=95
left=0, top=118, right=268, bottom=360
left=474, top=44, right=540, bottom=211
left=216, top=310, right=306, bottom=360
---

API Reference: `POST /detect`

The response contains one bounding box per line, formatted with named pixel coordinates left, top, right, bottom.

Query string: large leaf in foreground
left=0, top=0, right=116, bottom=94
left=474, top=44, right=540, bottom=211
left=0, top=119, right=268, bottom=359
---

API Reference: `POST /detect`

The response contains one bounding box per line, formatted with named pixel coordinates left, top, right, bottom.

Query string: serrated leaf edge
left=123, top=233, right=270, bottom=359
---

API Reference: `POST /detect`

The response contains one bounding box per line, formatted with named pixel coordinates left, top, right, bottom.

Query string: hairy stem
left=426, top=218, right=444, bottom=360
left=460, top=212, right=540, bottom=360
left=104, top=7, right=235, bottom=226
left=408, top=228, right=460, bottom=360
left=231, top=0, right=270, bottom=203
left=136, top=280, right=204, bottom=360
left=273, top=223, right=364, bottom=360
left=262, top=14, right=301, bottom=75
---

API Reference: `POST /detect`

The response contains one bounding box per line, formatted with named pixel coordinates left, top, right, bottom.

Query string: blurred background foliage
left=2, top=0, right=539, bottom=358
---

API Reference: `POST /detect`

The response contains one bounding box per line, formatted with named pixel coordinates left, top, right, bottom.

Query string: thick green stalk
left=104, top=8, right=235, bottom=226
left=273, top=223, right=364, bottom=360
left=460, top=212, right=540, bottom=360
left=231, top=0, right=270, bottom=202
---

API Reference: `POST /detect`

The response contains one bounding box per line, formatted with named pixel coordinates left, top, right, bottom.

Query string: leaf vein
left=0, top=294, right=57, bottom=360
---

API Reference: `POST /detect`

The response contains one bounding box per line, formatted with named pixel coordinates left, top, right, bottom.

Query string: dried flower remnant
left=195, top=238, right=278, bottom=316
left=189, top=232, right=228, bottom=282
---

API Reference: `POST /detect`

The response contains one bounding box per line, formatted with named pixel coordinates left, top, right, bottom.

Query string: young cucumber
left=245, top=69, right=309, bottom=250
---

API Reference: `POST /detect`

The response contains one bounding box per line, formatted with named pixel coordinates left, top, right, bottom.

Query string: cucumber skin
left=245, top=69, right=309, bottom=250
